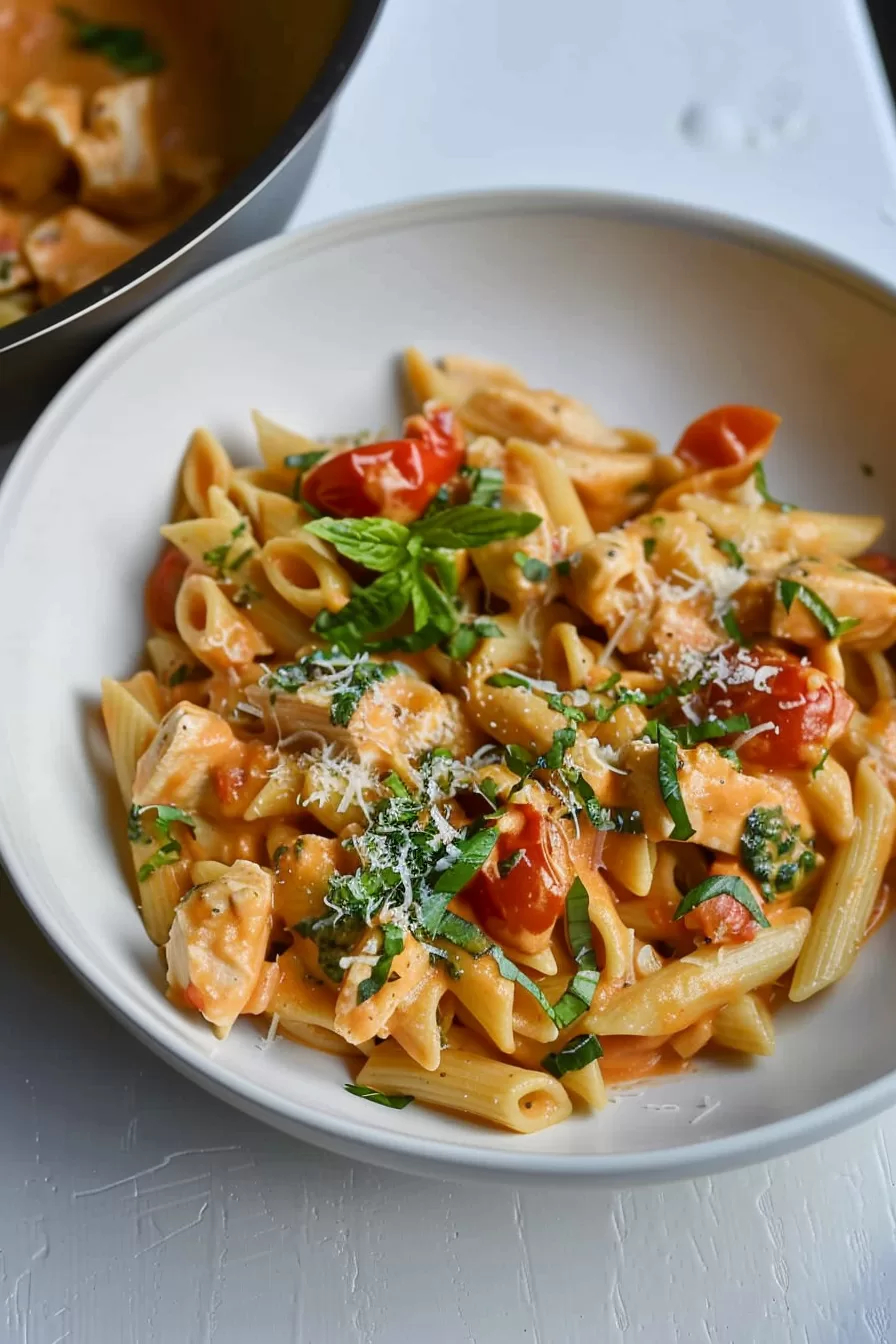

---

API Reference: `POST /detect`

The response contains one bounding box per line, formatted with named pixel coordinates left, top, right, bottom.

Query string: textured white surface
left=4, top=0, right=896, bottom=1339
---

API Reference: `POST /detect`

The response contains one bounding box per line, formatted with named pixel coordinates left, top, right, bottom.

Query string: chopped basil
left=490, top=946, right=557, bottom=1019
left=498, top=851, right=524, bottom=878
left=717, top=746, right=742, bottom=770
left=261, top=651, right=398, bottom=726
left=642, top=713, right=750, bottom=749
left=272, top=844, right=289, bottom=868
left=432, top=827, right=498, bottom=898
left=718, top=538, right=745, bottom=568
left=566, top=770, right=643, bottom=834
left=357, top=923, right=405, bottom=1004
left=721, top=606, right=750, bottom=647
left=555, top=558, right=572, bottom=577
left=777, top=578, right=860, bottom=640
left=58, top=6, right=163, bottom=73
left=461, top=464, right=504, bottom=509
left=656, top=723, right=695, bottom=841
left=232, top=583, right=261, bottom=608
left=542, top=1033, right=603, bottom=1078
left=672, top=874, right=769, bottom=927
left=444, top=618, right=503, bottom=660
left=344, top=1084, right=414, bottom=1109
left=513, top=551, right=552, bottom=583
left=643, top=537, right=657, bottom=562
left=811, top=748, right=830, bottom=778
left=565, top=877, right=597, bottom=970
left=128, top=803, right=196, bottom=881
left=752, top=461, right=794, bottom=513
left=550, top=967, right=600, bottom=1029
left=436, top=910, right=493, bottom=956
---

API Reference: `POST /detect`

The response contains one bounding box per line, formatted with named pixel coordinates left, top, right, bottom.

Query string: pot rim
left=0, top=0, right=385, bottom=357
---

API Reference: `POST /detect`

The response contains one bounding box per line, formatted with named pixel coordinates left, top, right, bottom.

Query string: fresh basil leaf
left=566, top=771, right=643, bottom=833
left=433, top=827, right=498, bottom=896
left=550, top=967, right=600, bottom=1029
left=411, top=505, right=541, bottom=550
left=721, top=606, right=750, bottom=647
left=542, top=1033, right=603, bottom=1078
left=305, top=516, right=410, bottom=572
left=427, top=548, right=460, bottom=595
left=542, top=726, right=576, bottom=770
left=672, top=874, right=769, bottom=927
left=718, top=538, right=745, bottom=568
left=513, top=551, right=551, bottom=583
left=777, top=578, right=860, bottom=640
left=565, top=877, right=596, bottom=970
left=498, top=852, right=523, bottom=878
left=357, top=924, right=405, bottom=1004
left=58, top=6, right=163, bottom=72
left=752, top=462, right=794, bottom=513
left=656, top=723, right=695, bottom=840
left=344, top=1083, right=414, bottom=1109
left=435, top=910, right=493, bottom=955
left=414, top=571, right=458, bottom=636
left=313, top=569, right=413, bottom=652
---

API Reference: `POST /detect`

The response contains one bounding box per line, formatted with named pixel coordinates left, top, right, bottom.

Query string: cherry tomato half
left=145, top=544, right=189, bottom=632
left=302, top=404, right=465, bottom=523
left=674, top=405, right=781, bottom=471
left=467, top=804, right=572, bottom=938
left=704, top=644, right=854, bottom=770
left=857, top=552, right=896, bottom=585
left=684, top=860, right=764, bottom=945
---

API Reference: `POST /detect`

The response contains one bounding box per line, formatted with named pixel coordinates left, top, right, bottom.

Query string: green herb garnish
left=565, top=877, right=596, bottom=970
left=344, top=1084, right=414, bottom=1109
left=643, top=537, right=657, bottom=562
left=718, top=538, right=745, bottom=568
left=811, top=748, right=829, bottom=778
left=642, top=713, right=750, bottom=749
left=752, top=461, right=794, bottom=512
left=542, top=1033, right=603, bottom=1078
left=656, top=723, right=694, bottom=841
left=128, top=803, right=196, bottom=881
left=673, top=874, right=769, bottom=927
left=740, top=805, right=817, bottom=901
left=721, top=606, right=750, bottom=647
left=58, top=6, right=163, bottom=73
left=777, top=578, right=860, bottom=640
left=513, top=551, right=551, bottom=583
left=357, top=923, right=405, bottom=1004
left=261, top=651, right=398, bottom=726
left=444, top=618, right=503, bottom=661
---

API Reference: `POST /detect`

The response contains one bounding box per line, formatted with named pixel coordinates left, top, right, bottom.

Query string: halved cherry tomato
left=302, top=404, right=465, bottom=523
left=684, top=860, right=764, bottom=945
left=145, top=544, right=189, bottom=631
left=674, top=405, right=781, bottom=471
left=704, top=644, right=854, bottom=770
left=857, top=552, right=896, bottom=585
left=467, top=804, right=572, bottom=938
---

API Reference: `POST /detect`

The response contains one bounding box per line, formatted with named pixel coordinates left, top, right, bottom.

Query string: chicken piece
left=677, top=495, right=883, bottom=560
left=132, top=703, right=238, bottom=811
left=165, top=860, right=273, bottom=1036
left=24, top=206, right=141, bottom=303
left=568, top=526, right=655, bottom=653
left=73, top=79, right=164, bottom=221
left=248, top=672, right=480, bottom=772
left=460, top=382, right=625, bottom=451
left=617, top=740, right=809, bottom=852
left=552, top=442, right=654, bottom=533
left=268, top=830, right=357, bottom=928
left=0, top=79, right=83, bottom=203
left=772, top=556, right=896, bottom=651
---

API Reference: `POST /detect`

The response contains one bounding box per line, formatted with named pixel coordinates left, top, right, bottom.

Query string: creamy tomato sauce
left=0, top=0, right=228, bottom=325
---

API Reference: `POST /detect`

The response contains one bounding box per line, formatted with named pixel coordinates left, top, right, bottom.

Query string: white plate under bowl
left=2, top=191, right=896, bottom=1185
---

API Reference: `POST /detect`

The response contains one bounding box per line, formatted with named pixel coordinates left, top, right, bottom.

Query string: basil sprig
left=307, top=505, right=539, bottom=653
left=656, top=723, right=695, bottom=841
left=777, top=578, right=860, bottom=640
left=673, top=874, right=769, bottom=927
left=543, top=1033, right=603, bottom=1079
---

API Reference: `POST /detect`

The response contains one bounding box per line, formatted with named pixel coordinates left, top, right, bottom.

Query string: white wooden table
left=4, top=2, right=896, bottom=1339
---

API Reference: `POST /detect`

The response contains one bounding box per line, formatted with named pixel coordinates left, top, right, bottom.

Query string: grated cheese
left=600, top=608, right=638, bottom=664
left=731, top=720, right=779, bottom=750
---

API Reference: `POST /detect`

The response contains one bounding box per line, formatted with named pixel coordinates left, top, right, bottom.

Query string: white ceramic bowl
left=2, top=192, right=896, bottom=1185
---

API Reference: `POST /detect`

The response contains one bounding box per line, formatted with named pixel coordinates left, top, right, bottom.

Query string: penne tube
left=602, top=833, right=656, bottom=898
left=712, top=993, right=775, bottom=1056
left=101, top=678, right=158, bottom=803
left=260, top=532, right=352, bottom=618
left=671, top=1014, right=715, bottom=1059
left=444, top=944, right=516, bottom=1054
left=387, top=966, right=450, bottom=1071
left=585, top=909, right=809, bottom=1036
left=505, top=438, right=594, bottom=548
left=180, top=428, right=233, bottom=516
left=356, top=1040, right=573, bottom=1133
left=790, top=759, right=896, bottom=1001
left=252, top=409, right=320, bottom=480
left=175, top=574, right=272, bottom=671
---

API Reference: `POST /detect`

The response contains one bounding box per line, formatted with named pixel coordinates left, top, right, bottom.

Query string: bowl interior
left=2, top=196, right=896, bottom=1177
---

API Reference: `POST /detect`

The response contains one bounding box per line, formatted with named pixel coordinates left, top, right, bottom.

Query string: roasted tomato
left=301, top=404, right=465, bottom=523
left=857, top=552, right=896, bottom=585
left=704, top=644, right=854, bottom=770
left=467, top=804, right=572, bottom=938
left=145, top=544, right=189, bottom=631
left=683, top=860, right=765, bottom=945
left=674, top=405, right=781, bottom=471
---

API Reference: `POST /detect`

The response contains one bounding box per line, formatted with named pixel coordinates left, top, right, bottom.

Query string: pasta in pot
left=101, top=350, right=896, bottom=1133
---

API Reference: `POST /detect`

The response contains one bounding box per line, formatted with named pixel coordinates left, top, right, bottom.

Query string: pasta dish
left=101, top=349, right=896, bottom=1134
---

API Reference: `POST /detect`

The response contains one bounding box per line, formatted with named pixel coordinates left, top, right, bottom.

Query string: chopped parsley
left=58, top=6, right=164, bottom=73
left=673, top=874, right=769, bottom=928
left=740, top=806, right=817, bottom=901
left=777, top=578, right=860, bottom=640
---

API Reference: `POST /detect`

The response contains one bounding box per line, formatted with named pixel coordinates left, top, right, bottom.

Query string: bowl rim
left=4, top=186, right=896, bottom=1183
left=0, top=0, right=386, bottom=358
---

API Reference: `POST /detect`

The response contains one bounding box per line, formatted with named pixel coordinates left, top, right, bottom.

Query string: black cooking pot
left=0, top=0, right=384, bottom=440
